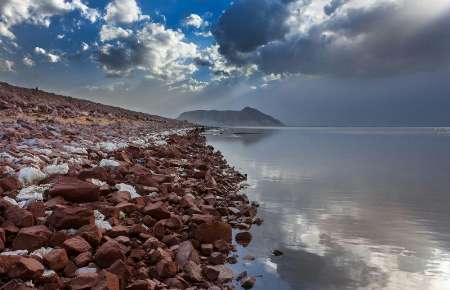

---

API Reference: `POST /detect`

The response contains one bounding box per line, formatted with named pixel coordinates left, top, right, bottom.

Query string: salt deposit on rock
left=99, top=159, right=120, bottom=168
left=36, top=148, right=53, bottom=155
left=88, top=178, right=107, bottom=187
left=75, top=267, right=97, bottom=274
left=18, top=167, right=47, bottom=185
left=0, top=250, right=28, bottom=256
left=94, top=210, right=112, bottom=231
left=44, top=163, right=69, bottom=175
left=16, top=184, right=52, bottom=206
left=63, top=145, right=88, bottom=155
left=98, top=141, right=128, bottom=152
left=115, top=183, right=140, bottom=198
left=30, top=247, right=54, bottom=259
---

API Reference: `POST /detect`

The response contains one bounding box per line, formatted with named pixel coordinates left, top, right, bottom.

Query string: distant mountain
left=178, top=107, right=285, bottom=127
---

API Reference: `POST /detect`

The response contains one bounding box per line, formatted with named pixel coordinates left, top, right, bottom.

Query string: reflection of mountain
left=178, top=107, right=285, bottom=127
left=208, top=128, right=279, bottom=146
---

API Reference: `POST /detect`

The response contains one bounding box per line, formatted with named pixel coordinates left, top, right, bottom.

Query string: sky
left=1, top=0, right=450, bottom=126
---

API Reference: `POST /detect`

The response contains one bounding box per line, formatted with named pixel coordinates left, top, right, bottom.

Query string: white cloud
left=170, top=78, right=208, bottom=92
left=199, top=44, right=258, bottom=81
left=23, top=56, right=35, bottom=67
left=34, top=47, right=61, bottom=63
left=99, top=25, right=133, bottom=42
left=104, top=0, right=149, bottom=24
left=0, top=0, right=99, bottom=39
left=97, top=22, right=199, bottom=84
left=57, top=34, right=65, bottom=39
left=195, top=31, right=213, bottom=37
left=183, top=14, right=204, bottom=29
left=81, top=42, right=89, bottom=51
left=0, top=59, right=15, bottom=72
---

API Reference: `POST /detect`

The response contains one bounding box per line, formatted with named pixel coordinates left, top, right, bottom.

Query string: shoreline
left=0, top=85, right=260, bottom=289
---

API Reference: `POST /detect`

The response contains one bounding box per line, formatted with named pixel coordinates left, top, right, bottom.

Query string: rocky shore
left=0, top=82, right=260, bottom=290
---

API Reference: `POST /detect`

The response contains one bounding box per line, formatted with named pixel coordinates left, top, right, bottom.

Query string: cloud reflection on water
left=208, top=128, right=450, bottom=290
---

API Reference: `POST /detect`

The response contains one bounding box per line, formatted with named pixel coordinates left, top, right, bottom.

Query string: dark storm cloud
left=96, top=37, right=146, bottom=77
left=214, top=0, right=450, bottom=77
left=213, top=0, right=294, bottom=64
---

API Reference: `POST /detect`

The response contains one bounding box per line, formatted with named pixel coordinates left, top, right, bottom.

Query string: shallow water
left=206, top=127, right=450, bottom=290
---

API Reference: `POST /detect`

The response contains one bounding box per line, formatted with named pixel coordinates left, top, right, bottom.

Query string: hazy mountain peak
left=178, top=107, right=285, bottom=127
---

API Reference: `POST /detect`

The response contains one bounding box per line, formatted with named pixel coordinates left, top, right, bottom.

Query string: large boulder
left=12, top=225, right=52, bottom=250
left=43, top=248, right=69, bottom=271
left=0, top=176, right=21, bottom=192
left=47, top=206, right=94, bottom=229
left=0, top=255, right=44, bottom=279
left=5, top=207, right=34, bottom=227
left=142, top=201, right=170, bottom=220
left=63, top=236, right=92, bottom=254
left=94, top=240, right=126, bottom=268
left=194, top=221, right=232, bottom=243
left=47, top=176, right=99, bottom=202
left=175, top=240, right=199, bottom=268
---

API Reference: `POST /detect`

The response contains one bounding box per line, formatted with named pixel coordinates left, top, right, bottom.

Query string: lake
left=206, top=127, right=450, bottom=290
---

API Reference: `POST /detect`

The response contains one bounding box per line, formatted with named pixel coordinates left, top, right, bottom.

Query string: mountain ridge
left=178, top=107, right=285, bottom=127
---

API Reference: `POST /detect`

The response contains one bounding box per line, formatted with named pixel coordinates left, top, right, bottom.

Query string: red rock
left=47, top=206, right=94, bottom=229
left=203, top=265, right=220, bottom=281
left=78, top=167, right=109, bottom=181
left=74, top=251, right=93, bottom=267
left=235, top=231, right=252, bottom=247
left=67, top=272, right=99, bottom=290
left=94, top=240, right=125, bottom=268
left=49, top=230, right=69, bottom=247
left=115, top=202, right=137, bottom=213
left=79, top=224, right=103, bottom=246
left=64, top=260, right=78, bottom=278
left=107, top=260, right=131, bottom=289
left=183, top=261, right=202, bottom=282
left=45, top=196, right=67, bottom=208
left=13, top=225, right=52, bottom=250
left=175, top=240, right=199, bottom=268
left=155, top=259, right=178, bottom=278
left=213, top=239, right=230, bottom=253
left=129, top=248, right=146, bottom=261
left=180, top=194, right=196, bottom=208
left=142, top=201, right=170, bottom=220
left=93, top=270, right=120, bottom=290
left=44, top=248, right=69, bottom=271
left=5, top=207, right=34, bottom=227
left=194, top=221, right=232, bottom=243
left=241, top=276, right=256, bottom=289
left=63, top=236, right=92, bottom=254
left=209, top=252, right=226, bottom=265
left=163, top=216, right=181, bottom=231
left=0, top=255, right=44, bottom=279
left=109, top=225, right=129, bottom=238
left=0, top=228, right=5, bottom=244
left=27, top=201, right=47, bottom=218
left=217, top=266, right=234, bottom=283
left=0, top=176, right=21, bottom=191
left=200, top=243, right=213, bottom=256
left=109, top=191, right=131, bottom=204
left=125, top=279, right=156, bottom=290
left=48, top=176, right=99, bottom=202
left=152, top=220, right=166, bottom=239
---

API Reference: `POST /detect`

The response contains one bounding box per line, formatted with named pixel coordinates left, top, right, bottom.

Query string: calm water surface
left=206, top=127, right=450, bottom=290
